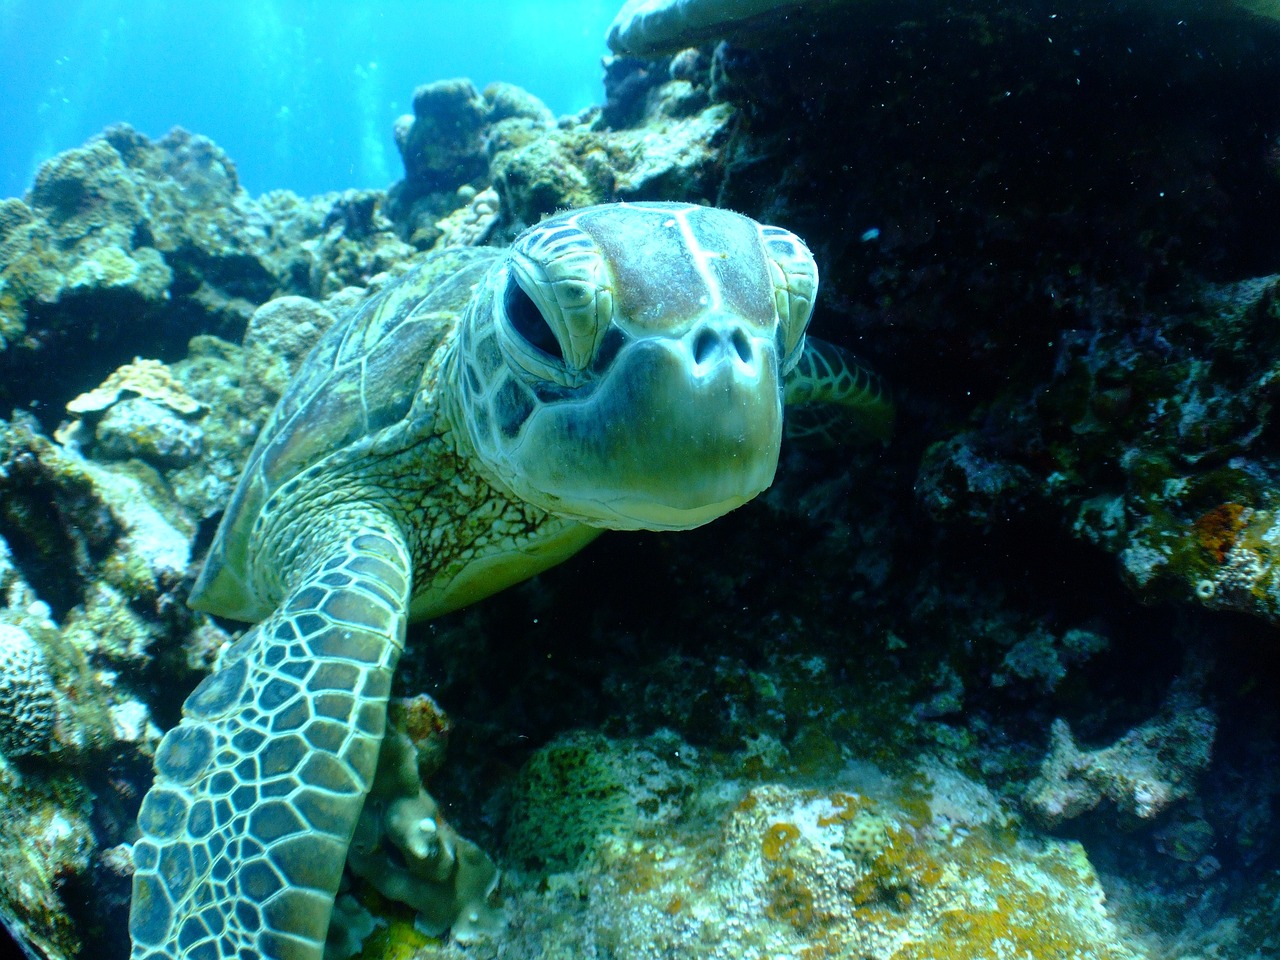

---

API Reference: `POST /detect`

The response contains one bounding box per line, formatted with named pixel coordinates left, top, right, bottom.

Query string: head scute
left=504, top=218, right=614, bottom=374
left=760, top=225, right=819, bottom=370
left=452, top=201, right=816, bottom=532
left=503, top=260, right=566, bottom=364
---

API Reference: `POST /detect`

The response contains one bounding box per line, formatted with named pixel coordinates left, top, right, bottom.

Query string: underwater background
left=0, top=0, right=617, bottom=199
left=3, top=0, right=1280, bottom=958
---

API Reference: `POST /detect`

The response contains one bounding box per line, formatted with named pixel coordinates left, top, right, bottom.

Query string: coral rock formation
left=0, top=622, right=57, bottom=759
left=1026, top=705, right=1217, bottom=826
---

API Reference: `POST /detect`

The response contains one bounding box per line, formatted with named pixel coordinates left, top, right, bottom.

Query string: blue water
left=0, top=0, right=618, bottom=200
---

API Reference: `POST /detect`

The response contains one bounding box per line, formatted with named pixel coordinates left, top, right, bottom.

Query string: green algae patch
left=504, top=729, right=697, bottom=874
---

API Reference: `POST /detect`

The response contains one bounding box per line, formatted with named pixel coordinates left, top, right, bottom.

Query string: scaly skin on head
left=450, top=202, right=820, bottom=531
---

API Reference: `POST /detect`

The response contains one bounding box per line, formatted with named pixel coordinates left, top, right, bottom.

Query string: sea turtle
left=129, top=200, right=893, bottom=960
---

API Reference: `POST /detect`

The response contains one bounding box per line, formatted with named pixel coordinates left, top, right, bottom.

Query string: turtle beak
left=510, top=316, right=783, bottom=530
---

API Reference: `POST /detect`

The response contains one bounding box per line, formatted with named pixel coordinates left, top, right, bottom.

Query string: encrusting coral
left=0, top=622, right=57, bottom=759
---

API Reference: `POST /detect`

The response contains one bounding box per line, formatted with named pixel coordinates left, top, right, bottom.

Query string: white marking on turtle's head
left=453, top=201, right=818, bottom=531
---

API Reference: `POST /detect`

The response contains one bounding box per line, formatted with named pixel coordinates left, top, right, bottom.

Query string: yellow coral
left=841, top=810, right=890, bottom=860
left=817, top=790, right=870, bottom=826
left=66, top=357, right=204, bottom=416
left=887, top=829, right=1132, bottom=960
left=765, top=863, right=817, bottom=930
left=761, top=821, right=801, bottom=861
left=357, top=917, right=435, bottom=960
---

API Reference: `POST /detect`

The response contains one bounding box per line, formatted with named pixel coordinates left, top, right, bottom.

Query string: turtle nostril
left=730, top=328, right=752, bottom=364
left=693, top=328, right=718, bottom=365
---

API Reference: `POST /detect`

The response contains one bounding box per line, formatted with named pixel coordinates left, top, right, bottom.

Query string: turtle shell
left=191, top=246, right=501, bottom=621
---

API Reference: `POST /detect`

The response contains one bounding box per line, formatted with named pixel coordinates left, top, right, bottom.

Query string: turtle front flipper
left=783, top=336, right=895, bottom=447
left=130, top=524, right=411, bottom=960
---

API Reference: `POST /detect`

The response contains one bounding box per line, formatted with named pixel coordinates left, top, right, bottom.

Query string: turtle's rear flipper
left=130, top=525, right=411, bottom=960
left=783, top=336, right=894, bottom=447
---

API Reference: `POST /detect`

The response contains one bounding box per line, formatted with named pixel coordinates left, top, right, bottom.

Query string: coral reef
left=341, top=696, right=501, bottom=953
left=384, top=67, right=734, bottom=241
left=392, top=79, right=490, bottom=210
left=452, top=732, right=1150, bottom=960
left=607, top=0, right=1280, bottom=59
left=0, top=455, right=156, bottom=957
left=433, top=187, right=501, bottom=250
left=2, top=1, right=1280, bottom=956
left=66, top=357, right=205, bottom=418
left=92, top=398, right=204, bottom=468
left=0, top=766, right=96, bottom=960
left=239, top=296, right=340, bottom=411
left=62, top=358, right=208, bottom=469
left=0, top=622, right=57, bottom=758
left=490, top=96, right=733, bottom=225
left=0, top=126, right=415, bottom=421
left=1025, top=703, right=1217, bottom=826
left=504, top=730, right=695, bottom=873
left=387, top=79, right=556, bottom=245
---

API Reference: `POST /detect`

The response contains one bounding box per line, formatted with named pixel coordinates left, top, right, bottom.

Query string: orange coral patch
left=1193, top=502, right=1247, bottom=563
left=762, top=821, right=801, bottom=861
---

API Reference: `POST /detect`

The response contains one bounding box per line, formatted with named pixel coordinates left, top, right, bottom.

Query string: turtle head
left=453, top=202, right=818, bottom=531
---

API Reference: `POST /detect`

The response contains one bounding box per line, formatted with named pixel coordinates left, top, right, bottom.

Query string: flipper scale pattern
left=130, top=527, right=411, bottom=960
left=783, top=337, right=895, bottom=446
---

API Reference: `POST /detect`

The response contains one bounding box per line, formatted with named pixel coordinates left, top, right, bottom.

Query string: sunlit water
left=0, top=0, right=618, bottom=199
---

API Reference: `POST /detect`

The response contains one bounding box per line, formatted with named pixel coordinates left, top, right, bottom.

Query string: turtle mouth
left=501, top=320, right=784, bottom=531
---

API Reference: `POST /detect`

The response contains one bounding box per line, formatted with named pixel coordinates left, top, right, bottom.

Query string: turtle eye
left=504, top=275, right=563, bottom=362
